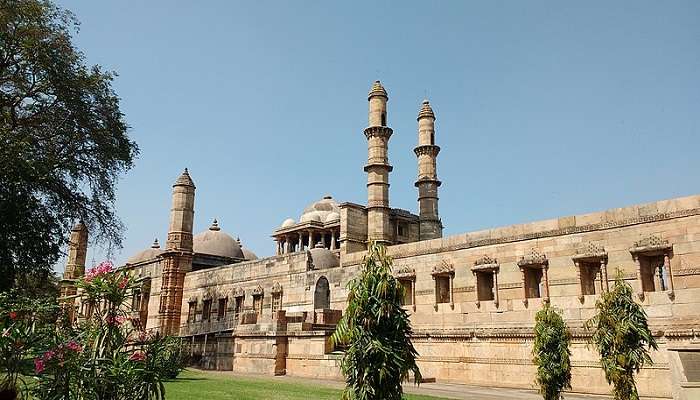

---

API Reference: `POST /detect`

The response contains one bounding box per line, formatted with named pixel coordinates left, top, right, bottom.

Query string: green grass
left=165, top=369, right=445, bottom=400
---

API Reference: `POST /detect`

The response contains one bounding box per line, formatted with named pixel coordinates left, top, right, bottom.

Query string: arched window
left=314, top=276, right=330, bottom=310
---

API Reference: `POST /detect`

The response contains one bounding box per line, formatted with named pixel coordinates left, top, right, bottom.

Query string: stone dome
left=193, top=219, right=244, bottom=259
left=308, top=244, right=339, bottom=270
left=325, top=211, right=340, bottom=223
left=281, top=218, right=296, bottom=228
left=299, top=196, right=339, bottom=223
left=236, top=237, right=258, bottom=261
left=127, top=238, right=163, bottom=264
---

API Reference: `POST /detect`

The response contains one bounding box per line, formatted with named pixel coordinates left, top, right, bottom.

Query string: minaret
left=415, top=100, right=443, bottom=240
left=158, top=168, right=195, bottom=335
left=364, top=81, right=394, bottom=244
left=60, top=221, right=88, bottom=319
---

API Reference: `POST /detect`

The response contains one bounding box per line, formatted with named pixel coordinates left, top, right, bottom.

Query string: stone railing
left=179, top=314, right=239, bottom=336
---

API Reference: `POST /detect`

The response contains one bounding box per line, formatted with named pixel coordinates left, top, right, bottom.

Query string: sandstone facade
left=62, top=82, right=700, bottom=399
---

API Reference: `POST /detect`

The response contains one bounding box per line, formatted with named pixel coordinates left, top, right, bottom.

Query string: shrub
left=532, top=304, right=572, bottom=400
left=331, top=242, right=421, bottom=400
left=585, top=271, right=658, bottom=400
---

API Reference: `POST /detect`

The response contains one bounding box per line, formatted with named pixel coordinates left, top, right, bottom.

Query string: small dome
left=325, top=211, right=340, bottom=223
left=281, top=218, right=295, bottom=228
left=418, top=99, right=435, bottom=120
left=308, top=244, right=339, bottom=270
left=193, top=219, right=244, bottom=259
left=299, top=196, right=339, bottom=223
left=127, top=238, right=163, bottom=264
left=236, top=237, right=258, bottom=261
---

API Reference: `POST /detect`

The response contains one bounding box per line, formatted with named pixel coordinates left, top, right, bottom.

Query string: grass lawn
left=165, top=369, right=446, bottom=400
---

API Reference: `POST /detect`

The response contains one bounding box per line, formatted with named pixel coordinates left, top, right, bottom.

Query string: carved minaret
left=60, top=221, right=88, bottom=320
left=158, top=168, right=195, bottom=335
left=415, top=100, right=443, bottom=240
left=364, top=81, right=393, bottom=244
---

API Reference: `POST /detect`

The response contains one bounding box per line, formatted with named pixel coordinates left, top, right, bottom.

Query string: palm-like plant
left=331, top=242, right=421, bottom=400
left=533, top=304, right=572, bottom=400
left=585, top=271, right=658, bottom=400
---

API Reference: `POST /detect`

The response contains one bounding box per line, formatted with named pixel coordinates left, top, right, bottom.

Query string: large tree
left=586, top=272, right=658, bottom=400
left=0, top=0, right=137, bottom=291
left=331, top=242, right=421, bottom=400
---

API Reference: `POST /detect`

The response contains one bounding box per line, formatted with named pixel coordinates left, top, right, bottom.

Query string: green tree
left=585, top=271, right=658, bottom=400
left=532, top=304, right=572, bottom=400
left=331, top=242, right=421, bottom=400
left=0, top=0, right=138, bottom=291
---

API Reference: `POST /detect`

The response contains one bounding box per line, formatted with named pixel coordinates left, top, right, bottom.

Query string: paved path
left=203, top=369, right=640, bottom=400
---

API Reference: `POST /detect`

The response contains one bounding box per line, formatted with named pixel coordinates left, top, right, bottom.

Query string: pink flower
left=9, top=311, right=17, bottom=320
left=66, top=341, right=82, bottom=353
left=118, top=276, right=130, bottom=289
left=43, top=350, right=56, bottom=361
left=85, top=261, right=114, bottom=282
left=129, top=351, right=146, bottom=362
left=106, top=315, right=126, bottom=326
left=34, top=358, right=45, bottom=374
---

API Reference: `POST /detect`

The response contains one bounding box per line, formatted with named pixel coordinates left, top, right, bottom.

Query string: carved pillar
left=330, top=230, right=336, bottom=250
left=321, top=232, right=327, bottom=248
left=521, top=268, right=528, bottom=306
left=449, top=274, right=454, bottom=309
left=601, top=259, right=609, bottom=292
left=472, top=271, right=480, bottom=308
left=664, top=252, right=674, bottom=297
left=275, top=239, right=280, bottom=255
left=633, top=254, right=644, bottom=300
left=493, top=271, right=499, bottom=308
left=542, top=265, right=550, bottom=304
left=574, top=260, right=583, bottom=302
left=308, top=229, right=314, bottom=249
left=298, top=235, right=303, bottom=252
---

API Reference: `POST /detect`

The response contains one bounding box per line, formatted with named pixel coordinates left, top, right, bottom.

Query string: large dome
left=193, top=219, right=244, bottom=259
left=127, top=239, right=163, bottom=264
left=299, top=196, right=339, bottom=223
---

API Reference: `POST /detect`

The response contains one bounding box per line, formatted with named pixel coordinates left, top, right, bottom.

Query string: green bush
left=585, top=271, right=658, bottom=400
left=532, top=304, right=572, bottom=400
left=331, top=242, right=421, bottom=400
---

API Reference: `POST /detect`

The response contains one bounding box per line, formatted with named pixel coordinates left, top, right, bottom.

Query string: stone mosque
left=60, top=81, right=700, bottom=399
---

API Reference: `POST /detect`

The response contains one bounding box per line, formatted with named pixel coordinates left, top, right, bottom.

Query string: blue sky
left=56, top=1, right=700, bottom=269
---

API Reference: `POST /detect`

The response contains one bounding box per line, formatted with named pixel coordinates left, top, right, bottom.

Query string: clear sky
left=55, top=1, right=700, bottom=269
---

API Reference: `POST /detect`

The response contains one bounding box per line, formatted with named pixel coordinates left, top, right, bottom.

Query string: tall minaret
left=158, top=168, right=195, bottom=335
left=60, top=221, right=88, bottom=319
left=415, top=100, right=443, bottom=240
left=364, top=81, right=394, bottom=245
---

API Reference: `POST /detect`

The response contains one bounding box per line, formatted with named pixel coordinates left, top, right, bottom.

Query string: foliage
left=585, top=271, right=658, bottom=400
left=532, top=304, right=572, bottom=400
left=1, top=260, right=185, bottom=400
left=0, top=0, right=138, bottom=292
left=0, top=290, right=60, bottom=398
left=331, top=242, right=421, bottom=400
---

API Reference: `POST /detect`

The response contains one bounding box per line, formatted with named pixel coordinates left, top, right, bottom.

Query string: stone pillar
left=321, top=232, right=327, bottom=248
left=542, top=266, right=550, bottom=304
left=283, top=236, right=290, bottom=254
left=414, top=100, right=443, bottom=240
left=365, top=81, right=393, bottom=245
left=493, top=271, right=500, bottom=308
left=60, top=221, right=88, bottom=320
left=664, top=253, right=674, bottom=297
left=159, top=168, right=195, bottom=335
left=633, top=254, right=644, bottom=300
left=521, top=268, right=528, bottom=305
left=298, top=235, right=303, bottom=252
left=574, top=260, right=583, bottom=302
left=601, top=259, right=609, bottom=292
left=330, top=230, right=336, bottom=250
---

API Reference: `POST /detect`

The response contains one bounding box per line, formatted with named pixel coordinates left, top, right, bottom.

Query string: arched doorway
left=314, top=276, right=330, bottom=310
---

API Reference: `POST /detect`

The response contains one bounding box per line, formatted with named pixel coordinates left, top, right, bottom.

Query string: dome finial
left=418, top=99, right=435, bottom=120
left=174, top=168, right=196, bottom=188
left=151, top=238, right=160, bottom=249
left=368, top=80, right=388, bottom=100
left=209, top=219, right=221, bottom=231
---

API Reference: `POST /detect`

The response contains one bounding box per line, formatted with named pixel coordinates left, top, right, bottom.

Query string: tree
left=585, top=271, right=658, bottom=400
left=331, top=242, right=421, bottom=400
left=532, top=304, right=572, bottom=400
left=0, top=0, right=138, bottom=291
